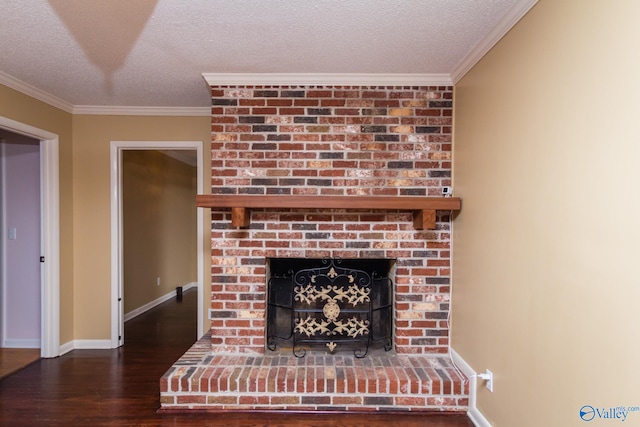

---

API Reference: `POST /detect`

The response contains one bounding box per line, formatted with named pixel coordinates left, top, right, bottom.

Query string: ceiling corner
left=450, top=0, right=539, bottom=84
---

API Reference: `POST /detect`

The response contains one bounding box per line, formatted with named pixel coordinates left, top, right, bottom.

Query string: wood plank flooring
left=0, top=289, right=473, bottom=426
left=0, top=348, right=40, bottom=380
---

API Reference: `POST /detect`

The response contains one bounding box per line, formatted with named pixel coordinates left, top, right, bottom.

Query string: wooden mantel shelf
left=196, top=195, right=461, bottom=230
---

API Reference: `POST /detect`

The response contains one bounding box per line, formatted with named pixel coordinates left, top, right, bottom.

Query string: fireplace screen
left=266, top=258, right=394, bottom=358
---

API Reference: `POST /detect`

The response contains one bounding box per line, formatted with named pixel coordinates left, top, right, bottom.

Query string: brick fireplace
left=160, top=82, right=468, bottom=412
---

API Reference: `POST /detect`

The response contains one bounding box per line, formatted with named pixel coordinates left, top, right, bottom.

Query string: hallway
left=0, top=288, right=472, bottom=426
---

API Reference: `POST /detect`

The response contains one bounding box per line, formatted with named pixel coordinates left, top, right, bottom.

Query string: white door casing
left=110, top=141, right=205, bottom=347
left=0, top=116, right=60, bottom=358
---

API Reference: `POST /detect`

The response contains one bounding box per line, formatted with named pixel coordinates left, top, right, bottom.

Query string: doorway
left=110, top=141, right=204, bottom=347
left=0, top=116, right=60, bottom=359
left=0, top=131, right=41, bottom=350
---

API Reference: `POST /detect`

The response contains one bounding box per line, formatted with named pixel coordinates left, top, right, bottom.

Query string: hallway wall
left=122, top=150, right=197, bottom=314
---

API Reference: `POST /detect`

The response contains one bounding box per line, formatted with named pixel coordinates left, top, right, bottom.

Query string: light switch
left=8, top=227, right=16, bottom=240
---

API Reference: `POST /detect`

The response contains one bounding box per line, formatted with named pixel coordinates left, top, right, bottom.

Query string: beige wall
left=0, top=89, right=211, bottom=345
left=123, top=150, right=197, bottom=313
left=72, top=115, right=211, bottom=340
left=452, top=1, right=640, bottom=426
left=0, top=85, right=75, bottom=345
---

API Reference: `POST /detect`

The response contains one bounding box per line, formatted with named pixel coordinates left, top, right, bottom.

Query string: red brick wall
left=208, top=85, right=453, bottom=355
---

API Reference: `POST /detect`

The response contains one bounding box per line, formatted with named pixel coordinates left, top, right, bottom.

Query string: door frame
left=0, top=116, right=60, bottom=358
left=110, top=141, right=205, bottom=347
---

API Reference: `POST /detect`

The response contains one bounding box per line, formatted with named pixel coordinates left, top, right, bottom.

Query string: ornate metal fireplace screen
left=267, top=258, right=394, bottom=358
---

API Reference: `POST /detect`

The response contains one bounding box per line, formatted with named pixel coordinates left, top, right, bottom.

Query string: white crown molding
left=0, top=71, right=210, bottom=116
left=203, top=73, right=453, bottom=87
left=0, top=71, right=74, bottom=113
left=3, top=0, right=537, bottom=119
left=72, top=105, right=211, bottom=116
left=451, top=0, right=539, bottom=83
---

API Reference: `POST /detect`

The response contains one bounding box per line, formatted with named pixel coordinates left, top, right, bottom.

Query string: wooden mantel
left=196, top=195, right=461, bottom=230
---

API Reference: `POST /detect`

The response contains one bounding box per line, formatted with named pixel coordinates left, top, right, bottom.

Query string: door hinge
left=40, top=256, right=45, bottom=263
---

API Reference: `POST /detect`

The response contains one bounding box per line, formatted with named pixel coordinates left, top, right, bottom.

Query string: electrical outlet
left=156, top=277, right=161, bottom=286
left=478, top=369, right=494, bottom=392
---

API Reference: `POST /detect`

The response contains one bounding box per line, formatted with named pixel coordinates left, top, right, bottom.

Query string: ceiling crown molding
left=0, top=71, right=73, bottom=113
left=202, top=73, right=453, bottom=87
left=0, top=71, right=210, bottom=116
left=72, top=105, right=211, bottom=116
left=2, top=0, right=537, bottom=116
left=451, top=0, right=539, bottom=83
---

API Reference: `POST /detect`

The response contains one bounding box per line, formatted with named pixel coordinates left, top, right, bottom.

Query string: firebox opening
left=266, top=257, right=395, bottom=358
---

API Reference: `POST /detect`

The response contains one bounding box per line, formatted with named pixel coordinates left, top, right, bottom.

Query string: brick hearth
left=161, top=334, right=468, bottom=412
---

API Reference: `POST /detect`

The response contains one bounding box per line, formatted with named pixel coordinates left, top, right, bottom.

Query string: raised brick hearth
left=160, top=83, right=468, bottom=412
left=161, top=334, right=468, bottom=412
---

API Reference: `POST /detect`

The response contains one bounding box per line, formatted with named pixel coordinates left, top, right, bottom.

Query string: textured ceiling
left=0, top=0, right=536, bottom=110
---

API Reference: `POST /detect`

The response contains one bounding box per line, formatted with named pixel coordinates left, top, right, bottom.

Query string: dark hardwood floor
left=0, top=348, right=40, bottom=380
left=0, top=289, right=473, bottom=427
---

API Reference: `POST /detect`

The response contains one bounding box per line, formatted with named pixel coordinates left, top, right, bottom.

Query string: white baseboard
left=2, top=338, right=40, bottom=349
left=56, top=283, right=198, bottom=356
left=124, top=282, right=196, bottom=323
left=59, top=340, right=74, bottom=356
left=58, top=339, right=113, bottom=355
left=73, top=339, right=113, bottom=349
left=59, top=339, right=112, bottom=355
left=451, top=348, right=492, bottom=427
